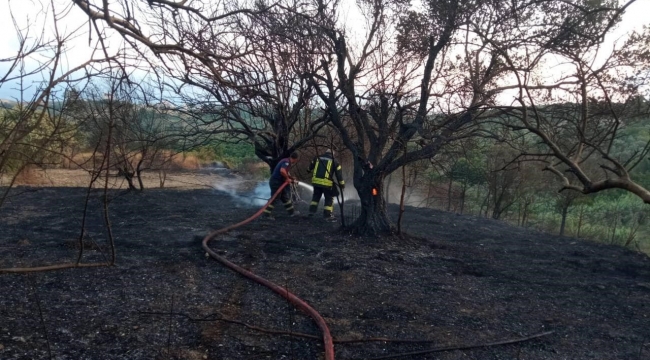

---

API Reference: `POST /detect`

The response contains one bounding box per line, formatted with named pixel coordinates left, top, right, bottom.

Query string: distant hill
left=0, top=99, right=17, bottom=108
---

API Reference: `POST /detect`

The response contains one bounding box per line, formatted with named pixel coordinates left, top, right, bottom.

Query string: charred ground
left=1, top=184, right=649, bottom=360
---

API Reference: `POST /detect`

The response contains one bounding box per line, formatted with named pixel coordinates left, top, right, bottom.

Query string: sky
left=0, top=0, right=118, bottom=100
left=1, top=0, right=649, bottom=101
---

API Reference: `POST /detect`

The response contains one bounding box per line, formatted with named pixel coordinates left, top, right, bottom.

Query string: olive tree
left=71, top=0, right=330, bottom=171
left=493, top=0, right=650, bottom=202
left=297, top=0, right=624, bottom=235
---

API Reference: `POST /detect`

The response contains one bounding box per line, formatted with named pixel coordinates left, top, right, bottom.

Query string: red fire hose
left=201, top=180, right=335, bottom=360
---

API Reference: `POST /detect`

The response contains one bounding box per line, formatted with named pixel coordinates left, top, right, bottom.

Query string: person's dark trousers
left=264, top=178, right=294, bottom=216
left=309, top=185, right=335, bottom=217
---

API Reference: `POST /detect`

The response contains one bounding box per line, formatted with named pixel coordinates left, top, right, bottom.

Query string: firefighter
left=308, top=148, right=345, bottom=221
left=263, top=152, right=300, bottom=219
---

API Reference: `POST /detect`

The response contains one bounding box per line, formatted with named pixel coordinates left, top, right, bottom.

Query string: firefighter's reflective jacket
left=308, top=152, right=345, bottom=188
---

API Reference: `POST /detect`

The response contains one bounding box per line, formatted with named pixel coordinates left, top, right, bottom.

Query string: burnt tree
left=71, top=0, right=329, bottom=172
left=302, top=0, right=518, bottom=235
left=492, top=0, right=650, bottom=202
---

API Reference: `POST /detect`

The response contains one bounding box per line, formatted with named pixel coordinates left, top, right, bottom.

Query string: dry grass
left=13, top=165, right=51, bottom=186
left=1, top=148, right=257, bottom=190
left=64, top=151, right=203, bottom=172
left=169, top=153, right=200, bottom=170
left=237, top=161, right=268, bottom=179
left=2, top=168, right=223, bottom=190
left=68, top=152, right=100, bottom=168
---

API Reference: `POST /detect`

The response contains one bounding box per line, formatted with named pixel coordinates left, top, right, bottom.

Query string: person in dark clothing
left=308, top=149, right=345, bottom=221
left=263, top=152, right=300, bottom=219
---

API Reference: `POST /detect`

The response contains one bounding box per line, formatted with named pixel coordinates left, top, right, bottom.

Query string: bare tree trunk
left=492, top=196, right=502, bottom=220
left=447, top=175, right=453, bottom=212
left=481, top=188, right=491, bottom=218
left=349, top=175, right=391, bottom=236
left=522, top=201, right=530, bottom=227
left=460, top=183, right=467, bottom=214
left=123, top=170, right=137, bottom=191
left=159, top=169, right=167, bottom=188
left=475, top=185, right=481, bottom=216
left=135, top=149, right=146, bottom=191
left=492, top=207, right=501, bottom=220
left=576, top=204, right=585, bottom=237
left=610, top=211, right=619, bottom=244
left=103, top=116, right=117, bottom=265
left=559, top=204, right=569, bottom=236
left=623, top=221, right=640, bottom=248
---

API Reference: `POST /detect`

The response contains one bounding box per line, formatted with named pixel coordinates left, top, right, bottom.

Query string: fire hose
left=201, top=180, right=335, bottom=360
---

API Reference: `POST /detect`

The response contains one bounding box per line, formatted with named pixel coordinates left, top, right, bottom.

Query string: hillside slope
left=0, top=186, right=649, bottom=359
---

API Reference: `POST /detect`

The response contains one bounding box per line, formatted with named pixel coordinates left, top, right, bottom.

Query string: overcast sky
left=1, top=0, right=649, bottom=100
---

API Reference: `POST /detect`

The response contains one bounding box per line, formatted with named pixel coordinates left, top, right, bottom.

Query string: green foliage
left=214, top=141, right=256, bottom=162
left=189, top=140, right=257, bottom=167
left=448, top=157, right=485, bottom=186
left=517, top=191, right=649, bottom=251
left=190, top=146, right=220, bottom=163
left=0, top=107, right=74, bottom=176
left=427, top=117, right=650, bottom=254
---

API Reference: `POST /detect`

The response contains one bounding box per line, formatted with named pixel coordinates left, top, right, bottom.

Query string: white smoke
left=299, top=180, right=358, bottom=202
left=213, top=178, right=367, bottom=208
left=213, top=179, right=270, bottom=207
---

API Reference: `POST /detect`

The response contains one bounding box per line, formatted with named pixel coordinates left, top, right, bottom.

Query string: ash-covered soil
left=1, top=185, right=649, bottom=360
